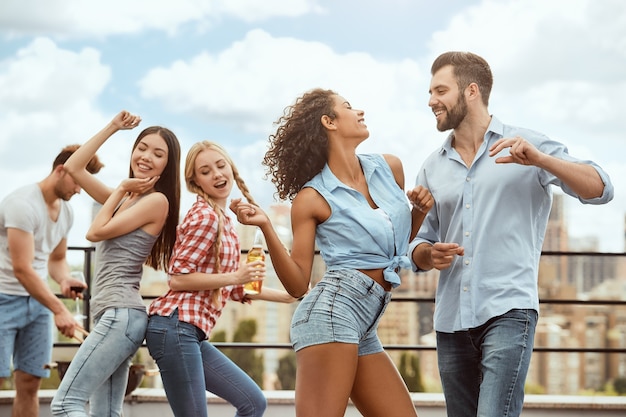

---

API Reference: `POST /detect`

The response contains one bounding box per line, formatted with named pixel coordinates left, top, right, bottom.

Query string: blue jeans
left=436, top=309, right=538, bottom=417
left=146, top=310, right=266, bottom=417
left=51, top=308, right=148, bottom=417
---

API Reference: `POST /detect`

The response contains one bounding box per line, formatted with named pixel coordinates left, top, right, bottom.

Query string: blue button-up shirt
left=305, top=154, right=412, bottom=288
left=409, top=116, right=614, bottom=332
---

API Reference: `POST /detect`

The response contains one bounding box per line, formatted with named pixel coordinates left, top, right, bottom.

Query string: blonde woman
left=146, top=141, right=294, bottom=417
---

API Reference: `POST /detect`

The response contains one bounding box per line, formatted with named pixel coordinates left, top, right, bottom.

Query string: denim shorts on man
left=290, top=269, right=391, bottom=356
left=0, top=293, right=53, bottom=378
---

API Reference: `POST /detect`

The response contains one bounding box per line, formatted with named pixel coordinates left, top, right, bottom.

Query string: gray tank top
left=90, top=227, right=158, bottom=320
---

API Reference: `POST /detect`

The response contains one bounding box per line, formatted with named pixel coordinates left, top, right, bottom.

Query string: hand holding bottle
left=244, top=228, right=265, bottom=295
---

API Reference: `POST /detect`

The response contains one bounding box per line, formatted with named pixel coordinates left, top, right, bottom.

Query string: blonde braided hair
left=184, top=141, right=257, bottom=306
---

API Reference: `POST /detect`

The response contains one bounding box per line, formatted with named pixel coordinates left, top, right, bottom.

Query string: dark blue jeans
left=436, top=309, right=538, bottom=417
left=146, top=310, right=266, bottom=417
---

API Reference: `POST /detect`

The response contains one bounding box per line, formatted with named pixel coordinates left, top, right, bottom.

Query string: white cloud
left=0, top=37, right=143, bottom=256
left=0, top=38, right=112, bottom=171
left=0, top=0, right=324, bottom=38
left=0, top=0, right=622, bottom=253
left=428, top=0, right=626, bottom=86
left=425, top=0, right=626, bottom=252
left=0, top=38, right=109, bottom=111
left=428, top=0, right=583, bottom=62
left=138, top=29, right=428, bottom=134
left=137, top=28, right=438, bottom=195
left=215, top=0, right=325, bottom=22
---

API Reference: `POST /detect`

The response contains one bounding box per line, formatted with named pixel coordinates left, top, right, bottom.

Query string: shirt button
left=466, top=177, right=471, bottom=182
left=463, top=287, right=468, bottom=292
left=465, top=204, right=470, bottom=209
left=464, top=260, right=470, bottom=265
left=465, top=231, right=470, bottom=237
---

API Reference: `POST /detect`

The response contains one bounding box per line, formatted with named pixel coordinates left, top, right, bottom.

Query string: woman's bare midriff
left=358, top=268, right=393, bottom=292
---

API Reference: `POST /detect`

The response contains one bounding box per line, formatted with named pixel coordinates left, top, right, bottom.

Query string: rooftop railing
left=54, top=247, right=626, bottom=394
left=55, top=246, right=626, bottom=354
left=0, top=246, right=618, bottom=416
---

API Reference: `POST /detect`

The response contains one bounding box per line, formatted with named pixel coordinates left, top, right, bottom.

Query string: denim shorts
left=290, top=269, right=392, bottom=356
left=0, top=293, right=53, bottom=378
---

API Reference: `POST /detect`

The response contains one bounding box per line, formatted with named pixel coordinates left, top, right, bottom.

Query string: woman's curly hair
left=263, top=88, right=337, bottom=201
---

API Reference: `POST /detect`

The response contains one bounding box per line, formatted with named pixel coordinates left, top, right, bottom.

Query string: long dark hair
left=130, top=126, right=181, bottom=271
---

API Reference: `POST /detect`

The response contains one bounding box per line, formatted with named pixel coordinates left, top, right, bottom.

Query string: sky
left=0, top=0, right=624, bottom=264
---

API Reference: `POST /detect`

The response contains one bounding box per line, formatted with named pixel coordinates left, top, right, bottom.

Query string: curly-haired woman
left=232, top=88, right=433, bottom=417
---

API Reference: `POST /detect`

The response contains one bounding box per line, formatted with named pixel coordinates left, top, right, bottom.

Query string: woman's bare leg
left=294, top=342, right=359, bottom=417
left=350, top=351, right=418, bottom=417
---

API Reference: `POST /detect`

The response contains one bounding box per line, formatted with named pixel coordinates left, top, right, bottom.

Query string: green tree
left=210, top=320, right=264, bottom=386
left=210, top=330, right=227, bottom=343
left=614, top=377, right=626, bottom=395
left=230, top=319, right=264, bottom=385
left=276, top=351, right=297, bottom=390
left=524, top=382, right=546, bottom=394
left=398, top=352, right=424, bottom=392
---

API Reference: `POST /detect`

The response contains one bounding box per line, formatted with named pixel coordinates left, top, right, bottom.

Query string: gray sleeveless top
left=90, top=227, right=158, bottom=320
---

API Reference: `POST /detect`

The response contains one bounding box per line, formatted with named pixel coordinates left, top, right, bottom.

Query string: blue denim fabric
left=0, top=294, right=53, bottom=378
left=51, top=308, right=148, bottom=417
left=436, top=309, right=538, bottom=417
left=146, top=310, right=266, bottom=417
left=290, top=269, right=392, bottom=355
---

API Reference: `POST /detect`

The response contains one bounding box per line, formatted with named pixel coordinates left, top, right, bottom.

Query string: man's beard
left=436, top=94, right=468, bottom=132
left=54, top=183, right=74, bottom=201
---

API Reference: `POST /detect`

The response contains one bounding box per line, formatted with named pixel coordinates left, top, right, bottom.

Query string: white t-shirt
left=0, top=184, right=73, bottom=296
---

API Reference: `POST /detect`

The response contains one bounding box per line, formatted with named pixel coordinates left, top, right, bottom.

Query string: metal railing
left=56, top=247, right=626, bottom=359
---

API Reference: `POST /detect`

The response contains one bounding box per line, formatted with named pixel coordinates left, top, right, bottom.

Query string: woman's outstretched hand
left=112, top=110, right=142, bottom=131
left=407, top=185, right=434, bottom=213
left=229, top=198, right=267, bottom=227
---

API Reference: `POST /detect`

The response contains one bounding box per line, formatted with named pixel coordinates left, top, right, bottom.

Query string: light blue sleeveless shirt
left=304, top=153, right=411, bottom=288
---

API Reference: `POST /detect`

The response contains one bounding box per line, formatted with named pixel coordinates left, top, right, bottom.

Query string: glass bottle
left=244, top=228, right=265, bottom=294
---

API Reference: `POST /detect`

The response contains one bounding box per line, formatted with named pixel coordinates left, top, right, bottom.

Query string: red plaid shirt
left=148, top=196, right=245, bottom=337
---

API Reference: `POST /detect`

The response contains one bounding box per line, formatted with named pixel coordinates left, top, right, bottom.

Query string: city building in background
left=45, top=194, right=626, bottom=395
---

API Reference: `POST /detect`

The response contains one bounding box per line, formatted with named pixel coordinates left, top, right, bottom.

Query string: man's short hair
left=431, top=51, right=493, bottom=106
left=53, top=144, right=104, bottom=174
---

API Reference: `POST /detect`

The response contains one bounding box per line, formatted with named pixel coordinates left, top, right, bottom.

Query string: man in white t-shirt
left=0, top=145, right=103, bottom=417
